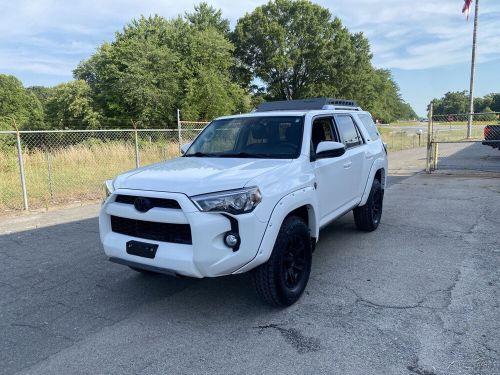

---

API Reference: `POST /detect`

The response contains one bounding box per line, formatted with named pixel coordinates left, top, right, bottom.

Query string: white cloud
left=0, top=50, right=74, bottom=76
left=324, top=0, right=500, bottom=70
left=0, top=0, right=499, bottom=82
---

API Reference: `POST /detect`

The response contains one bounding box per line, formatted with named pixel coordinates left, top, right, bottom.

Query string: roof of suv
left=255, top=98, right=359, bottom=112
left=216, top=109, right=369, bottom=121
left=216, top=98, right=367, bottom=121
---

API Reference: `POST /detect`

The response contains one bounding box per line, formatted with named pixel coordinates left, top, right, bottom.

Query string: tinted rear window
left=336, top=115, right=362, bottom=148
left=358, top=113, right=380, bottom=140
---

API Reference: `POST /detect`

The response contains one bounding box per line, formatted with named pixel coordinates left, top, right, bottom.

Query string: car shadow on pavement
left=0, top=211, right=375, bottom=375
left=0, top=216, right=271, bottom=374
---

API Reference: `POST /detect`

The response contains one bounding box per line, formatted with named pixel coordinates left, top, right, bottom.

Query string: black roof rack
left=255, top=98, right=359, bottom=112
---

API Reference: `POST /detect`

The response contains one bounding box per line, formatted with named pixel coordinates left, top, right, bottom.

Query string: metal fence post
left=426, top=103, right=433, bottom=173
left=433, top=142, right=439, bottom=170
left=13, top=120, right=29, bottom=210
left=46, top=151, right=54, bottom=200
left=131, top=120, right=140, bottom=168
left=177, top=108, right=182, bottom=154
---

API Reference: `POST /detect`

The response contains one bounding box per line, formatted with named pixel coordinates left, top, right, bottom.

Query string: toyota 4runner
left=100, top=98, right=388, bottom=307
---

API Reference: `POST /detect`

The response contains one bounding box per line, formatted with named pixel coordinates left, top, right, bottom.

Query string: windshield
left=184, top=116, right=304, bottom=159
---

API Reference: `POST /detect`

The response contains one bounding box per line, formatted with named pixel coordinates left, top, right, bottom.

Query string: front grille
left=115, top=195, right=181, bottom=209
left=110, top=216, right=192, bottom=244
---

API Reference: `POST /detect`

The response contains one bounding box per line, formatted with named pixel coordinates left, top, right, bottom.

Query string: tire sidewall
left=271, top=217, right=312, bottom=306
left=369, top=179, right=383, bottom=227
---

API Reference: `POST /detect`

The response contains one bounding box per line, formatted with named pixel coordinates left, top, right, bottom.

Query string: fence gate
left=426, top=110, right=500, bottom=174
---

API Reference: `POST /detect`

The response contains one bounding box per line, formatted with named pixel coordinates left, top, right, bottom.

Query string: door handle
left=365, top=153, right=374, bottom=160
left=343, top=161, right=352, bottom=169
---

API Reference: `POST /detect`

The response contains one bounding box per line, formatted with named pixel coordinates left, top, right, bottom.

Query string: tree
left=396, top=102, right=418, bottom=120
left=0, top=74, right=44, bottom=130
left=44, top=80, right=100, bottom=129
left=234, top=0, right=344, bottom=99
left=5, top=2, right=418, bottom=129
left=485, top=93, right=500, bottom=113
left=75, top=16, right=183, bottom=126
left=75, top=13, right=250, bottom=127
left=186, top=2, right=230, bottom=35
left=180, top=28, right=250, bottom=119
left=477, top=107, right=497, bottom=122
left=430, top=91, right=469, bottom=115
left=26, top=86, right=53, bottom=108
left=233, top=0, right=414, bottom=122
left=430, top=92, right=500, bottom=123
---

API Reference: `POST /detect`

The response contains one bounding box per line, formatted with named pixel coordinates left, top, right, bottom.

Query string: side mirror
left=315, top=141, right=345, bottom=159
left=180, top=143, right=191, bottom=155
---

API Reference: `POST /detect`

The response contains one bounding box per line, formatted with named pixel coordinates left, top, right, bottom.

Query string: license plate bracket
left=126, top=240, right=158, bottom=259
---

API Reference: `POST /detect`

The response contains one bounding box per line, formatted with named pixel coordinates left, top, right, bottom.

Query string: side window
left=311, top=117, right=336, bottom=151
left=336, top=115, right=362, bottom=149
left=358, top=113, right=380, bottom=140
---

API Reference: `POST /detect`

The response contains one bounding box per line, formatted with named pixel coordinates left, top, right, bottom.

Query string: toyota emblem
left=134, top=197, right=153, bottom=212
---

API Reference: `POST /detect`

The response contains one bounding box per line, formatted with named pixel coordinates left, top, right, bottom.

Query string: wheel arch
left=360, top=159, right=387, bottom=206
left=285, top=204, right=318, bottom=239
left=232, top=186, right=318, bottom=274
left=374, top=168, right=385, bottom=188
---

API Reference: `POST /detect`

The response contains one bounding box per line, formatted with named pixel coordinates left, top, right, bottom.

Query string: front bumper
left=99, top=189, right=268, bottom=278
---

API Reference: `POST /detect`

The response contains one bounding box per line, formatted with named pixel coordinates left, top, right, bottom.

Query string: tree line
left=430, top=91, right=500, bottom=119
left=0, top=0, right=417, bottom=131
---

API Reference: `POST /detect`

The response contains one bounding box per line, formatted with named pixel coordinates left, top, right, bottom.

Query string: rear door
left=356, top=113, right=382, bottom=178
left=333, top=114, right=366, bottom=201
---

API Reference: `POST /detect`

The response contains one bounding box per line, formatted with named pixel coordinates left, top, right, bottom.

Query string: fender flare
left=359, top=158, right=387, bottom=206
left=233, top=186, right=317, bottom=274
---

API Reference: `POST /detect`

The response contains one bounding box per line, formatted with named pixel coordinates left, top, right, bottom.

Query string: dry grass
left=378, top=125, right=486, bottom=152
left=0, top=126, right=485, bottom=212
left=378, top=128, right=427, bottom=151
left=0, top=141, right=179, bottom=212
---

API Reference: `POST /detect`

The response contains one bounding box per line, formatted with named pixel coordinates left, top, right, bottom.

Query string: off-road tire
left=353, top=178, right=383, bottom=232
left=252, top=216, right=312, bottom=307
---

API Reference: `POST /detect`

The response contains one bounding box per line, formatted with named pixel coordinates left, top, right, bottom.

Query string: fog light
left=224, top=232, right=240, bottom=248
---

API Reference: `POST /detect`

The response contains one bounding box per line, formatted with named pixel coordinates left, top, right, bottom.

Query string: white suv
left=100, top=98, right=387, bottom=306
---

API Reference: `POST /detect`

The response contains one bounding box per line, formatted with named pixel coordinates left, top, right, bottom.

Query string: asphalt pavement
left=436, top=142, right=500, bottom=173
left=1, top=149, right=499, bottom=375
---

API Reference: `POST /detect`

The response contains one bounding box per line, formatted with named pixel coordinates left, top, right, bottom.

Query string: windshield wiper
left=184, top=152, right=217, bottom=157
left=218, top=152, right=272, bottom=158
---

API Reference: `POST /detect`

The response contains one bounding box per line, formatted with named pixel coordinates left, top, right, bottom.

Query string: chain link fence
left=3, top=112, right=473, bottom=213
left=426, top=110, right=500, bottom=173
left=378, top=126, right=428, bottom=151
left=0, top=120, right=207, bottom=213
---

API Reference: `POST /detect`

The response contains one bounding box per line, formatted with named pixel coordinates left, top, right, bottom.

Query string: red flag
left=462, top=0, right=473, bottom=20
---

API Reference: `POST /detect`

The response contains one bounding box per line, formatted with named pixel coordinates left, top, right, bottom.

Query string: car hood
left=114, top=157, right=292, bottom=196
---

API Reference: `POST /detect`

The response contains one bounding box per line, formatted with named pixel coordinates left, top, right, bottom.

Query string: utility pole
left=467, top=0, right=479, bottom=138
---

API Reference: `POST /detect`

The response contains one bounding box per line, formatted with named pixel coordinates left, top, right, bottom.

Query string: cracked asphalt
left=1, top=168, right=499, bottom=374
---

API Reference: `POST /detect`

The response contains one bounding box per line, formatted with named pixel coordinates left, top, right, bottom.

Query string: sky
left=0, top=0, right=499, bottom=116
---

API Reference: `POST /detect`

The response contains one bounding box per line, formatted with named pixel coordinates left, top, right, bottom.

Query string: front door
left=311, top=117, right=354, bottom=219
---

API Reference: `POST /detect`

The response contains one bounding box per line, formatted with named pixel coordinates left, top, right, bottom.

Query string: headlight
left=104, top=179, right=115, bottom=200
left=190, top=187, right=262, bottom=215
